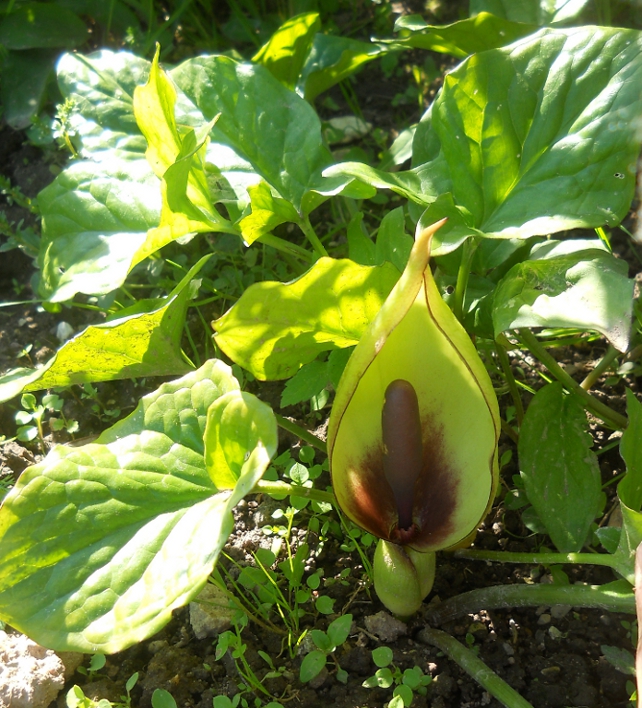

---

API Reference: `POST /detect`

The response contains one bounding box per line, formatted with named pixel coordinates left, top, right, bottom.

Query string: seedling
left=363, top=646, right=432, bottom=708
left=67, top=670, right=139, bottom=708
left=214, top=613, right=286, bottom=707
left=299, top=613, right=352, bottom=684
left=14, top=392, right=79, bottom=446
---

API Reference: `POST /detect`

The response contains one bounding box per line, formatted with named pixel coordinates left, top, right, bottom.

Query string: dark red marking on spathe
left=382, top=380, right=423, bottom=531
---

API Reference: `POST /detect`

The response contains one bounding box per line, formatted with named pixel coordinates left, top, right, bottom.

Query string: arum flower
left=328, top=220, right=500, bottom=616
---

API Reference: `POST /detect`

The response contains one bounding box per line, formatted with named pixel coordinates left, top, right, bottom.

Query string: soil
left=1, top=4, right=641, bottom=707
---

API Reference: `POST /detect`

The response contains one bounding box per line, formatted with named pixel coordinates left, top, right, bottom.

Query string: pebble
left=537, top=613, right=551, bottom=625
left=551, top=604, right=571, bottom=620
left=0, top=631, right=82, bottom=708
left=189, top=583, right=235, bottom=639
left=364, top=611, right=407, bottom=643
left=502, top=642, right=515, bottom=656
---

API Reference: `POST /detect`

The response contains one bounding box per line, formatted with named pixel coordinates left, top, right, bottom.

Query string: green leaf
left=38, top=51, right=158, bottom=300
left=0, top=2, right=88, bottom=49
left=390, top=693, right=409, bottom=708
left=204, top=390, right=278, bottom=490
left=151, top=688, right=178, bottom=708
left=613, top=391, right=642, bottom=583
left=411, top=27, right=642, bottom=247
left=470, top=0, right=592, bottom=24
left=492, top=242, right=634, bottom=351
left=0, top=360, right=271, bottom=652
left=326, top=613, right=352, bottom=648
left=280, top=360, right=329, bottom=408
left=372, top=646, right=393, bottom=668
left=0, top=49, right=56, bottom=129
left=315, top=595, right=335, bottom=615
left=390, top=12, right=537, bottom=58
left=133, top=48, right=236, bottom=264
left=56, top=50, right=151, bottom=142
left=600, top=645, right=635, bottom=676
left=0, top=256, right=211, bottom=403
left=213, top=258, right=400, bottom=380
left=300, top=650, right=327, bottom=682
left=347, top=212, right=376, bottom=266
left=252, top=12, right=321, bottom=89
left=518, top=382, right=602, bottom=552
left=375, top=206, right=412, bottom=272
left=170, top=56, right=332, bottom=212
left=239, top=181, right=301, bottom=246
left=297, top=34, right=386, bottom=102
left=38, top=155, right=160, bottom=301
left=372, top=667, right=394, bottom=689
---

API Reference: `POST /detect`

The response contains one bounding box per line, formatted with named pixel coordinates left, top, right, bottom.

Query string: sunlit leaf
left=0, top=257, right=209, bottom=403
left=390, top=12, right=537, bottom=58
left=252, top=12, right=320, bottom=89
left=204, top=390, right=278, bottom=490
left=493, top=240, right=634, bottom=351
left=0, top=360, right=273, bottom=652
left=213, top=258, right=400, bottom=380
left=470, top=0, right=592, bottom=25
left=297, top=34, right=387, bottom=102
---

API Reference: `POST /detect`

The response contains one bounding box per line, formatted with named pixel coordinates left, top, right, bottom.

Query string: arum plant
left=328, top=219, right=501, bottom=617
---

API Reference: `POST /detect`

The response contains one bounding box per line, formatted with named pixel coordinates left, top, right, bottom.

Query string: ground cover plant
left=1, top=1, right=642, bottom=706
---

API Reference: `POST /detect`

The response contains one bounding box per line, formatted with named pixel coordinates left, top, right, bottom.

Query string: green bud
left=373, top=539, right=436, bottom=618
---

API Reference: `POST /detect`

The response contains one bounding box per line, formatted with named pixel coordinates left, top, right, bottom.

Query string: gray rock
left=364, top=611, right=408, bottom=642
left=189, top=583, right=235, bottom=639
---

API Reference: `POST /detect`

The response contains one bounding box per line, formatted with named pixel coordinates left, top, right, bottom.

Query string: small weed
left=66, top=669, right=140, bottom=708
left=362, top=646, right=432, bottom=707
left=214, top=613, right=286, bottom=708
left=15, top=392, right=79, bottom=446
left=80, top=384, right=121, bottom=424
left=299, top=613, right=352, bottom=685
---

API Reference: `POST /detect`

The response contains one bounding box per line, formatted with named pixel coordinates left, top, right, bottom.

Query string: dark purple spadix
left=382, top=379, right=423, bottom=532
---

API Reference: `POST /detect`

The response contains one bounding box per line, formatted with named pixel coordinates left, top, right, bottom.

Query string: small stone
left=541, top=665, right=561, bottom=677
left=0, top=631, right=67, bottom=708
left=548, top=626, right=564, bottom=640
left=147, top=640, right=169, bottom=654
left=189, top=583, right=235, bottom=639
left=551, top=605, right=571, bottom=620
left=364, top=611, right=408, bottom=643
left=537, top=613, right=551, bottom=625
left=502, top=642, right=515, bottom=656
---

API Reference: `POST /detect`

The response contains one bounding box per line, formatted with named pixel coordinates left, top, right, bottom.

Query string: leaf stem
left=253, top=479, right=337, bottom=506
left=495, top=343, right=524, bottom=427
left=425, top=581, right=634, bottom=625
left=256, top=233, right=314, bottom=262
left=417, top=628, right=535, bottom=708
left=298, top=215, right=328, bottom=258
left=275, top=414, right=327, bottom=453
left=452, top=237, right=479, bottom=324
left=517, top=328, right=628, bottom=429
left=580, top=344, right=619, bottom=391
left=453, top=548, right=618, bottom=569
